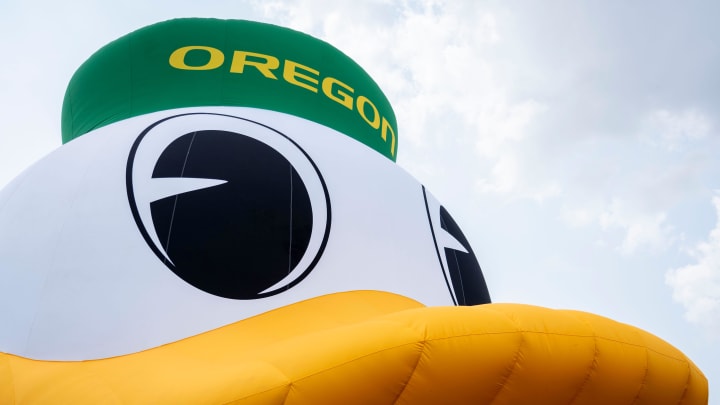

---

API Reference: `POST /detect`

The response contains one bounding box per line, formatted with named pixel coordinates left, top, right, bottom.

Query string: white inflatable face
left=0, top=107, right=488, bottom=360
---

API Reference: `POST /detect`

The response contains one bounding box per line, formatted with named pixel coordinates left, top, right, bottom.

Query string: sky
left=1, top=0, right=717, bottom=398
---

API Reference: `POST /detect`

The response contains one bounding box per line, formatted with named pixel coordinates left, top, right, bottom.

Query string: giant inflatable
left=0, top=18, right=708, bottom=404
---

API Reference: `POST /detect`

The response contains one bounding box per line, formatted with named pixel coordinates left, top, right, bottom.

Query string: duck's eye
left=127, top=113, right=330, bottom=299
left=423, top=188, right=491, bottom=306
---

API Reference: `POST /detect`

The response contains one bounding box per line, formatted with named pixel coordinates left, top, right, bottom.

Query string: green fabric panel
left=61, top=18, right=398, bottom=160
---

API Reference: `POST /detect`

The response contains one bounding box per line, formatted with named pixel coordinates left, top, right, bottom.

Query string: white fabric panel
left=0, top=107, right=454, bottom=360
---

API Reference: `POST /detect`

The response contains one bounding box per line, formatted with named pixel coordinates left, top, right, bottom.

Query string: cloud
left=561, top=198, right=675, bottom=254
left=641, top=108, right=712, bottom=150
left=252, top=2, right=538, bottom=182
left=250, top=2, right=720, bottom=260
left=542, top=103, right=713, bottom=255
left=666, top=194, right=720, bottom=338
left=250, top=1, right=720, bottom=351
left=599, top=204, right=674, bottom=255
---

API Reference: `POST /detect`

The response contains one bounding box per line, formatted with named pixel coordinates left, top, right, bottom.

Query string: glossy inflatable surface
left=0, top=107, right=488, bottom=360
left=0, top=291, right=707, bottom=404
left=0, top=18, right=707, bottom=404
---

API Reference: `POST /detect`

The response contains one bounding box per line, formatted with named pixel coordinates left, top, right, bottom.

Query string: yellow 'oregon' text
left=169, top=46, right=396, bottom=156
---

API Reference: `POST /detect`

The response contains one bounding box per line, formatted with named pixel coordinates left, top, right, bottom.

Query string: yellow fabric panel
left=395, top=310, right=524, bottom=404
left=567, top=331, right=648, bottom=404
left=0, top=291, right=708, bottom=404
left=5, top=291, right=422, bottom=404
left=486, top=306, right=597, bottom=405
left=0, top=355, right=16, bottom=403
left=682, top=364, right=710, bottom=405
left=638, top=346, right=696, bottom=405
left=248, top=319, right=423, bottom=404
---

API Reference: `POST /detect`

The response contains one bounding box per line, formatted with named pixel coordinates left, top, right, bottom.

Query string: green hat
left=61, top=18, right=398, bottom=160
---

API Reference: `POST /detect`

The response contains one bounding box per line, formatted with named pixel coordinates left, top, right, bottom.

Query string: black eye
left=127, top=113, right=331, bottom=299
left=423, top=187, right=491, bottom=306
left=438, top=206, right=490, bottom=305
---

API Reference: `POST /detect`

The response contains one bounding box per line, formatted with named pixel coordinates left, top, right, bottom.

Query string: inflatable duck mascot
left=0, top=18, right=708, bottom=404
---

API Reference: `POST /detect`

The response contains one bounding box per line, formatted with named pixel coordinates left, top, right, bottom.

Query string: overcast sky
left=1, top=0, right=717, bottom=397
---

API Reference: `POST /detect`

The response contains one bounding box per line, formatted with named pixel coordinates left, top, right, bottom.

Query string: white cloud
left=248, top=1, right=720, bottom=263
left=476, top=155, right=518, bottom=195
left=561, top=198, right=675, bottom=254
left=562, top=207, right=596, bottom=228
left=550, top=106, right=715, bottom=255
left=252, top=1, right=511, bottom=137
left=251, top=1, right=555, bottom=194
left=666, top=194, right=720, bottom=338
left=642, top=108, right=712, bottom=150
left=607, top=211, right=674, bottom=255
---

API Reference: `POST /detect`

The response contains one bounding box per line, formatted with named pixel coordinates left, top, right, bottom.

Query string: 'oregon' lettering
left=169, top=46, right=397, bottom=157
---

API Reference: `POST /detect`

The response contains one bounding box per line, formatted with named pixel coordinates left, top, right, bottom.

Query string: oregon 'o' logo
left=422, top=187, right=490, bottom=306
left=126, top=113, right=330, bottom=299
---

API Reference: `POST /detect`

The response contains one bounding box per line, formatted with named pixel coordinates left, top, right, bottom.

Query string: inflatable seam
left=273, top=339, right=424, bottom=393
left=221, top=363, right=292, bottom=405
left=629, top=345, right=650, bottom=405
left=567, top=313, right=600, bottom=405
left=0, top=174, right=26, bottom=216
left=486, top=311, right=525, bottom=405
left=391, top=340, right=426, bottom=405
left=222, top=385, right=292, bottom=404
left=23, top=163, right=91, bottom=355
left=674, top=361, right=692, bottom=405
